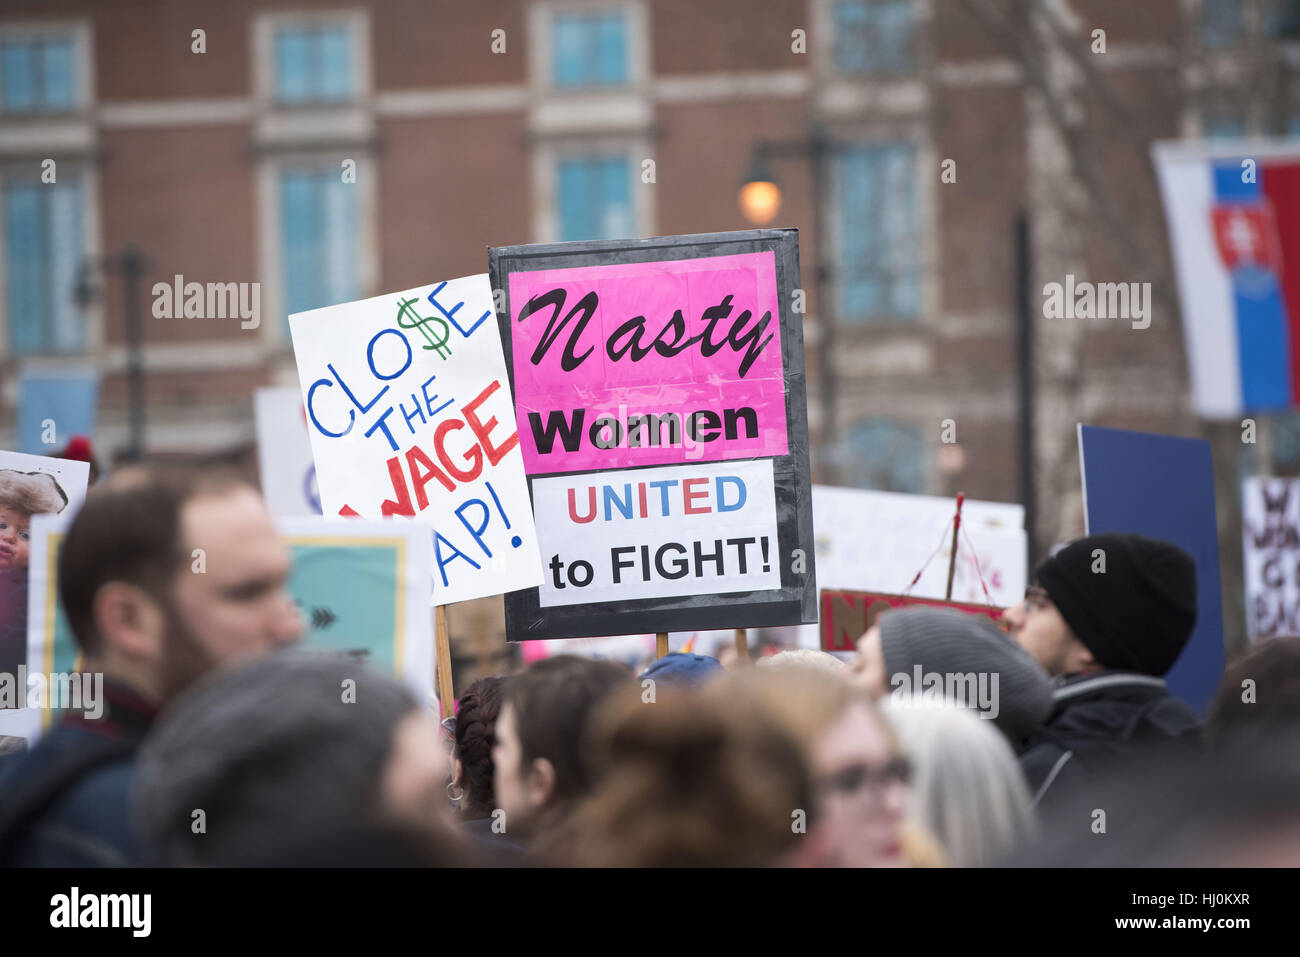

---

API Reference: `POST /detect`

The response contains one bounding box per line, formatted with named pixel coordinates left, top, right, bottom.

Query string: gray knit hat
left=134, top=650, right=417, bottom=865
left=878, top=607, right=1052, bottom=745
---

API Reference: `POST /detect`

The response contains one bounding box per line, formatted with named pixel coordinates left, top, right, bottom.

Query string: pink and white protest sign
left=491, top=230, right=817, bottom=642
left=507, top=251, right=789, bottom=474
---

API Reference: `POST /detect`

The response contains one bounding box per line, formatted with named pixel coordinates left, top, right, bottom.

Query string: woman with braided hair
left=450, top=676, right=524, bottom=862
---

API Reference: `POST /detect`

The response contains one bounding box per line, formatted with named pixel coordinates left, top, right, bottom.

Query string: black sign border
left=488, top=228, right=816, bottom=641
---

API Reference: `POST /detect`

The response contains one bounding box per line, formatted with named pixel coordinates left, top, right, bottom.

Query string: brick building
left=1, top=0, right=1295, bottom=662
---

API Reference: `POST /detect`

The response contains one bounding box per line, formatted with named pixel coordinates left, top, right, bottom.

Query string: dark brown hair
left=1207, top=637, right=1300, bottom=747
left=504, top=655, right=631, bottom=810
left=58, top=464, right=249, bottom=654
left=453, top=675, right=506, bottom=818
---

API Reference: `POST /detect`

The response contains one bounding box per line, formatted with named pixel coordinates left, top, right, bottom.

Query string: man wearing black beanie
left=1004, top=533, right=1202, bottom=812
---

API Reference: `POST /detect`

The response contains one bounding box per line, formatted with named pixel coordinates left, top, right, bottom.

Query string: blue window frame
left=841, top=418, right=925, bottom=493
left=552, top=11, right=628, bottom=88
left=836, top=143, right=920, bottom=322
left=1, top=36, right=76, bottom=113
left=280, top=167, right=360, bottom=319
left=557, top=156, right=631, bottom=241
left=274, top=25, right=354, bottom=104
left=4, top=180, right=86, bottom=354
left=832, top=0, right=915, bottom=75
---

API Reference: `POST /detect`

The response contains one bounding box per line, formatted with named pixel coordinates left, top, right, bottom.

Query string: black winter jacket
left=1019, top=671, right=1201, bottom=812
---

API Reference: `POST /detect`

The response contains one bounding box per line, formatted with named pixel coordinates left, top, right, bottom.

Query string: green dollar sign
left=396, top=296, right=452, bottom=360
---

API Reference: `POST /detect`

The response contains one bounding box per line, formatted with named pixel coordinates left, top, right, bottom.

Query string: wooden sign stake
left=435, top=604, right=455, bottom=720
left=944, top=492, right=965, bottom=601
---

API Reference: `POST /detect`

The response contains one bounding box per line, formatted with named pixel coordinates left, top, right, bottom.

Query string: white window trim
left=0, top=18, right=95, bottom=117
left=0, top=158, right=102, bottom=359
left=255, top=151, right=379, bottom=349
left=531, top=137, right=654, bottom=243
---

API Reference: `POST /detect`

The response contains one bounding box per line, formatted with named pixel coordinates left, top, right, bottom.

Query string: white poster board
left=289, top=275, right=543, bottom=604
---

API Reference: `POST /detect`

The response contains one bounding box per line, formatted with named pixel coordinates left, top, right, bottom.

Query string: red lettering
left=568, top=486, right=597, bottom=524
left=682, top=477, right=710, bottom=514
left=406, top=445, right=455, bottom=509
left=380, top=456, right=416, bottom=516
left=434, top=419, right=483, bottom=483
left=464, top=379, right=519, bottom=466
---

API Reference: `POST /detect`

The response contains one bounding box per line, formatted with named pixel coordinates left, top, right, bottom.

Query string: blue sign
left=1078, top=424, right=1226, bottom=715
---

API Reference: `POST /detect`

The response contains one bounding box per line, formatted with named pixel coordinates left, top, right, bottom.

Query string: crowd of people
left=1, top=461, right=1298, bottom=867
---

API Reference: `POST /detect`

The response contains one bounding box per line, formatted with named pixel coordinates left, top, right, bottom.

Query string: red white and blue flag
left=1153, top=139, right=1300, bottom=418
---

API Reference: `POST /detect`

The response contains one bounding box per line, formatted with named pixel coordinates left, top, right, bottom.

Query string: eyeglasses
left=820, top=756, right=912, bottom=796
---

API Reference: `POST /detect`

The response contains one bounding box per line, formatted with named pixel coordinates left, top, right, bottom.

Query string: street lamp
left=76, top=245, right=148, bottom=461
left=739, top=131, right=839, bottom=484
left=738, top=155, right=781, bottom=226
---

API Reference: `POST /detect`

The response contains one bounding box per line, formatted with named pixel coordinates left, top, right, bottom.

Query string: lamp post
left=76, top=245, right=148, bottom=461
left=739, top=129, right=838, bottom=484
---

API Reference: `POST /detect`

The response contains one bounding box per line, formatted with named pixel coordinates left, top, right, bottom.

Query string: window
left=557, top=156, right=631, bottom=241
left=1200, top=0, right=1245, bottom=47
left=273, top=25, right=355, bottom=104
left=840, top=418, right=925, bottom=493
left=279, top=168, right=359, bottom=318
left=552, top=11, right=629, bottom=88
left=832, top=0, right=915, bottom=75
left=3, top=180, right=87, bottom=354
left=1, top=35, right=76, bottom=113
left=836, top=143, right=920, bottom=322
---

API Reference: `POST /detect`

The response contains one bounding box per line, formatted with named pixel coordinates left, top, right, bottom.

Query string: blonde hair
left=758, top=649, right=848, bottom=673
left=0, top=470, right=67, bottom=516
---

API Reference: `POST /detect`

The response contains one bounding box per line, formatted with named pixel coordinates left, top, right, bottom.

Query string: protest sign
left=820, top=589, right=1007, bottom=653
left=0, top=513, right=435, bottom=746
left=1078, top=424, right=1225, bottom=715
left=797, top=485, right=1024, bottom=650
left=812, top=485, right=1025, bottom=602
left=1241, top=476, right=1300, bottom=639
left=0, top=450, right=89, bottom=705
left=255, top=386, right=321, bottom=516
left=490, top=229, right=816, bottom=641
left=288, top=274, right=542, bottom=605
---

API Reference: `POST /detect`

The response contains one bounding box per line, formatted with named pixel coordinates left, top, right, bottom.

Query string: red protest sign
left=820, top=589, right=1005, bottom=653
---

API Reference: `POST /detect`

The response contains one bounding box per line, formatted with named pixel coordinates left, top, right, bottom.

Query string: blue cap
left=638, top=652, right=724, bottom=686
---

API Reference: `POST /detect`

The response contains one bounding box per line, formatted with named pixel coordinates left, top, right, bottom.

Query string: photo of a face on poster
left=0, top=450, right=90, bottom=691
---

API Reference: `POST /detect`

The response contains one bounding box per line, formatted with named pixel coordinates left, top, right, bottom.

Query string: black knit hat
left=1033, top=533, right=1197, bottom=677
